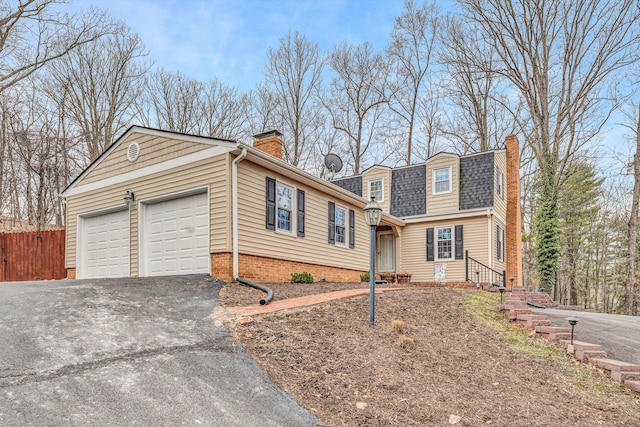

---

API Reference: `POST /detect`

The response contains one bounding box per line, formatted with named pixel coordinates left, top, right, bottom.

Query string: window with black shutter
left=265, top=177, right=276, bottom=230
left=297, top=189, right=305, bottom=237
left=455, top=225, right=463, bottom=259
left=426, top=228, right=434, bottom=261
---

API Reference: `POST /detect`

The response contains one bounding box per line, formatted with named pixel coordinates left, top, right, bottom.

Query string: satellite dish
left=324, top=153, right=343, bottom=179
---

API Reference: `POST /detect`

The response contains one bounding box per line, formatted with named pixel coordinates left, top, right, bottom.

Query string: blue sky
left=72, top=0, right=426, bottom=91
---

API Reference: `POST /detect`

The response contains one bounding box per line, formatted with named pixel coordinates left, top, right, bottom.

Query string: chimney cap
left=253, top=130, right=283, bottom=140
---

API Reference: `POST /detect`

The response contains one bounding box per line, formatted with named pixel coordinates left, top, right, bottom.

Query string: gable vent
left=127, top=142, right=140, bottom=162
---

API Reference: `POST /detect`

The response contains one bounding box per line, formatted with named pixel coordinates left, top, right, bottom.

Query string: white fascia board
left=64, top=145, right=234, bottom=197
left=61, top=126, right=238, bottom=197
left=402, top=208, right=489, bottom=224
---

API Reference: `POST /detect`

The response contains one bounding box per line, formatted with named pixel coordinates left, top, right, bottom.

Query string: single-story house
left=60, top=126, right=522, bottom=285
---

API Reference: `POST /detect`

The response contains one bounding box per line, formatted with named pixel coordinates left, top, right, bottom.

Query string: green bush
left=360, top=272, right=370, bottom=282
left=291, top=272, right=314, bottom=283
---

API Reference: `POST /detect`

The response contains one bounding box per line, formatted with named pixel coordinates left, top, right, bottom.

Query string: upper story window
left=335, top=205, right=347, bottom=246
left=433, top=167, right=451, bottom=194
left=277, top=183, right=293, bottom=232
left=496, top=167, right=504, bottom=198
left=437, top=226, right=453, bottom=260
left=368, top=178, right=384, bottom=202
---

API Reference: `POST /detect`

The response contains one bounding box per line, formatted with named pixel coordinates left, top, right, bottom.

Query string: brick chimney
left=253, top=130, right=283, bottom=160
left=505, top=135, right=523, bottom=287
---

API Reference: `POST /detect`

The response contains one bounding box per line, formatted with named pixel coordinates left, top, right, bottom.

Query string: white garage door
left=82, top=209, right=130, bottom=279
left=144, top=192, right=209, bottom=276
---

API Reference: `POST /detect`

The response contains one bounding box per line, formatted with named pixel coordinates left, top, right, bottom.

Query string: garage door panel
left=81, top=209, right=129, bottom=279
left=143, top=192, right=209, bottom=276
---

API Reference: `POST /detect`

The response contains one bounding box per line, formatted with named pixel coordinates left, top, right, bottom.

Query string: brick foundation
left=211, top=252, right=365, bottom=283
left=67, top=268, right=76, bottom=279
left=413, top=281, right=469, bottom=289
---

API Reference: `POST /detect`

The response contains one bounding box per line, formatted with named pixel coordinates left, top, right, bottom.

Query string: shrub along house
left=60, top=126, right=522, bottom=285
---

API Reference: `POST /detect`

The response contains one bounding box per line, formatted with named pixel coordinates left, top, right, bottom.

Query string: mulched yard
left=221, top=282, right=640, bottom=426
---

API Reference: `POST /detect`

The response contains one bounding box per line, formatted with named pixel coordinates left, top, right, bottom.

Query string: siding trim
left=64, top=145, right=234, bottom=197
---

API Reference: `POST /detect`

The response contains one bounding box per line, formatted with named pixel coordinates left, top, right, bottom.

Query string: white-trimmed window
left=436, top=226, right=453, bottom=260
left=497, top=225, right=505, bottom=261
left=368, top=178, right=384, bottom=202
left=433, top=167, right=451, bottom=194
left=496, top=167, right=504, bottom=198
left=335, top=205, right=347, bottom=246
left=277, top=183, right=293, bottom=233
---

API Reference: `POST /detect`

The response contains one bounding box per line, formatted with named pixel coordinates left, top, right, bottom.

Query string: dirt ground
left=221, top=282, right=640, bottom=427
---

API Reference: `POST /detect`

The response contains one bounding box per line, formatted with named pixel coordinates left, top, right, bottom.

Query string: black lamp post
left=498, top=285, right=506, bottom=305
left=509, top=276, right=515, bottom=291
left=475, top=269, right=480, bottom=288
left=567, top=316, right=579, bottom=345
left=363, top=197, right=382, bottom=326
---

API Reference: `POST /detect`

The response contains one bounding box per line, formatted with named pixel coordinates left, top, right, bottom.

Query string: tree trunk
left=624, top=106, right=640, bottom=315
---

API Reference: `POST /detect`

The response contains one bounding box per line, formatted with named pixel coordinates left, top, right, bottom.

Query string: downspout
left=232, top=148, right=247, bottom=280
left=487, top=208, right=493, bottom=283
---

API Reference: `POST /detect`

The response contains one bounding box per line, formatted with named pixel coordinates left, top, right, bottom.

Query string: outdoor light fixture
left=475, top=269, right=480, bottom=288
left=498, top=285, right=506, bottom=305
left=509, top=276, right=515, bottom=291
left=124, top=189, right=135, bottom=207
left=363, top=196, right=382, bottom=326
left=567, top=316, right=579, bottom=345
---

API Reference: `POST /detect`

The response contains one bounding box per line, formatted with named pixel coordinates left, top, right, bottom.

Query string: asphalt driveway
left=532, top=308, right=640, bottom=365
left=0, top=275, right=320, bottom=426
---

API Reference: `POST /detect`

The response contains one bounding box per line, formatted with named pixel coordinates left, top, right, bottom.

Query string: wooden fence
left=0, top=230, right=66, bottom=281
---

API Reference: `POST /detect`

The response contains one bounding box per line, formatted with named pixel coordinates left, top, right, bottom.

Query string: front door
left=377, top=232, right=395, bottom=272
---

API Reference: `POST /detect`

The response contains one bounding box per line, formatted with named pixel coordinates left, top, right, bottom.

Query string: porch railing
left=465, top=250, right=506, bottom=289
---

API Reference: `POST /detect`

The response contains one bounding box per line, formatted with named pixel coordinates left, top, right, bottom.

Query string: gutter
left=231, top=148, right=247, bottom=279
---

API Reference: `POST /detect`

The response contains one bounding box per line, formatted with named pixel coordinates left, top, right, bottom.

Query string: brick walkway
left=226, top=287, right=411, bottom=323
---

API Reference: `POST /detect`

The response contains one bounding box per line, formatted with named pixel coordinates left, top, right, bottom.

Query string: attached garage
left=79, top=209, right=130, bottom=279
left=140, top=191, right=210, bottom=276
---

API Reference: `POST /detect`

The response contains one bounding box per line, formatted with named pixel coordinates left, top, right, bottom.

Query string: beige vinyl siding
left=362, top=167, right=392, bottom=213
left=236, top=161, right=369, bottom=271
left=427, top=155, right=459, bottom=215
left=66, top=154, right=230, bottom=274
left=81, top=132, right=213, bottom=185
left=493, top=150, right=507, bottom=218
left=401, top=216, right=488, bottom=282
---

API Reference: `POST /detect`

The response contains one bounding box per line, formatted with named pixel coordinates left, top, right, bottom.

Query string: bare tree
left=138, top=69, right=204, bottom=134
left=387, top=0, right=439, bottom=165
left=459, top=0, right=640, bottom=290
left=325, top=42, right=390, bottom=174
left=0, top=1, right=113, bottom=93
left=46, top=21, right=148, bottom=161
left=620, top=103, right=640, bottom=315
left=199, top=78, right=249, bottom=140
left=264, top=31, right=325, bottom=167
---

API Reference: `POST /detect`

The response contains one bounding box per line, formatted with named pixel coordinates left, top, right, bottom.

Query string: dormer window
left=368, top=178, right=384, bottom=202
left=433, top=167, right=451, bottom=194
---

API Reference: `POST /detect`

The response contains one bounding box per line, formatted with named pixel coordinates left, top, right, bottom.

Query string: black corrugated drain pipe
left=236, top=277, right=273, bottom=305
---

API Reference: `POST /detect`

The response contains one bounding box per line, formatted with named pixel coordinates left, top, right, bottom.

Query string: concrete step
left=575, top=350, right=607, bottom=363
left=543, top=332, right=573, bottom=342
left=536, top=326, right=571, bottom=334
left=588, top=358, right=640, bottom=372
left=516, top=314, right=550, bottom=328
left=624, top=380, right=640, bottom=393
left=508, top=307, right=532, bottom=319
left=559, top=340, right=603, bottom=352
left=612, top=371, right=640, bottom=383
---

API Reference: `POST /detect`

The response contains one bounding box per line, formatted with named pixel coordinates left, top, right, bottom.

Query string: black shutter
left=266, top=177, right=276, bottom=230
left=297, top=189, right=305, bottom=237
left=496, top=225, right=502, bottom=261
left=349, top=209, right=355, bottom=249
left=328, top=201, right=335, bottom=244
left=426, top=228, right=434, bottom=261
left=455, top=225, right=463, bottom=259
